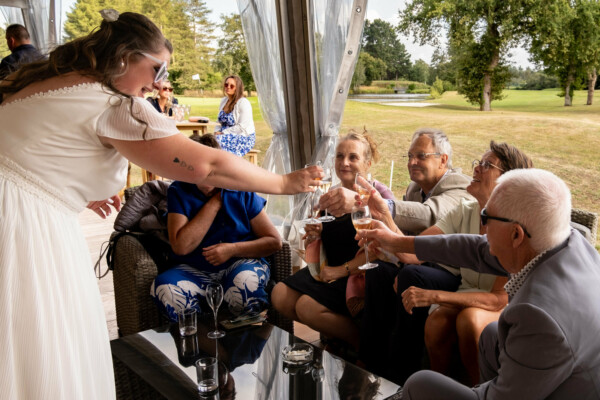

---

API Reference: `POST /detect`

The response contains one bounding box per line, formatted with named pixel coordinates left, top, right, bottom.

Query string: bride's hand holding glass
left=284, top=165, right=324, bottom=194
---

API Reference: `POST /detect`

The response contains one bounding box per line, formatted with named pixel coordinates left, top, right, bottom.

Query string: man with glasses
left=362, top=169, right=600, bottom=399
left=355, top=128, right=473, bottom=383
left=322, top=128, right=472, bottom=235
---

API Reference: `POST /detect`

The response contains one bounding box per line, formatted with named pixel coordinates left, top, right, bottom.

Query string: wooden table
left=137, top=122, right=212, bottom=185
left=175, top=121, right=211, bottom=136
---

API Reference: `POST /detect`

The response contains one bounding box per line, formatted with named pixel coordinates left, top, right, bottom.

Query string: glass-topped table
left=111, top=318, right=401, bottom=399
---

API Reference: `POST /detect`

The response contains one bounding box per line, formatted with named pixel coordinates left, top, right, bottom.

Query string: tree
left=528, top=0, right=600, bottom=106
left=0, top=28, right=9, bottom=59
left=362, top=19, right=411, bottom=80
left=63, top=0, right=214, bottom=91
left=399, top=0, right=532, bottom=111
left=428, top=47, right=457, bottom=86
left=409, top=59, right=429, bottom=83
left=212, top=13, right=254, bottom=94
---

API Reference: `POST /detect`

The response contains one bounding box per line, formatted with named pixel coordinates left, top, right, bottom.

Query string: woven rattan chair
left=111, top=232, right=294, bottom=337
left=571, top=207, right=598, bottom=245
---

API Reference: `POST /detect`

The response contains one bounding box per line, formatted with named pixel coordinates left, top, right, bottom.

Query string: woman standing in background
left=214, top=75, right=255, bottom=157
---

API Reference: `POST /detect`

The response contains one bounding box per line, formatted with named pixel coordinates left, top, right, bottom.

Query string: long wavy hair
left=0, top=12, right=172, bottom=99
left=222, top=75, right=245, bottom=113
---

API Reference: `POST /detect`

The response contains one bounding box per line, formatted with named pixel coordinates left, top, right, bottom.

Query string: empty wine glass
left=206, top=283, right=225, bottom=339
left=355, top=172, right=373, bottom=205
left=351, top=205, right=378, bottom=270
left=318, top=168, right=335, bottom=222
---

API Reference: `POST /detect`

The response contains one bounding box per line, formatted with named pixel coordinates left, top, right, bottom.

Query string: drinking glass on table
left=355, top=172, right=373, bottom=205
left=206, top=283, right=225, bottom=339
left=318, top=168, right=335, bottom=222
left=351, top=205, right=378, bottom=270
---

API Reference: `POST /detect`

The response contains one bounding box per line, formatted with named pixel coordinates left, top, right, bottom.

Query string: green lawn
left=134, top=90, right=600, bottom=249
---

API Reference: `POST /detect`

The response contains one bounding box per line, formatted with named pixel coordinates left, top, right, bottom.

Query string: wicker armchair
left=571, top=207, right=598, bottom=245
left=111, top=232, right=294, bottom=337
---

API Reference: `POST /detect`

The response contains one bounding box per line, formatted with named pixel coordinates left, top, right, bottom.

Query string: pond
left=348, top=93, right=430, bottom=103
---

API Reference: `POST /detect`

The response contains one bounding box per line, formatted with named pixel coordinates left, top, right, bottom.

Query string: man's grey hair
left=490, top=169, right=571, bottom=253
left=411, top=128, right=453, bottom=169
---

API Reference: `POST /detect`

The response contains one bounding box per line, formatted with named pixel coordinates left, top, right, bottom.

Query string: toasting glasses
left=355, top=172, right=373, bottom=205
left=206, top=283, right=225, bottom=339
left=351, top=205, right=378, bottom=270
left=318, top=168, right=335, bottom=222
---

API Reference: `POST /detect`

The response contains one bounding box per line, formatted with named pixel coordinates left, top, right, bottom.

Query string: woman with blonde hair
left=147, top=79, right=178, bottom=116
left=272, top=129, right=394, bottom=351
left=214, top=75, right=255, bottom=156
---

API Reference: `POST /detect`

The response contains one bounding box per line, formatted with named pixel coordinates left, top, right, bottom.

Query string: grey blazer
left=393, top=168, right=473, bottom=234
left=414, top=230, right=600, bottom=399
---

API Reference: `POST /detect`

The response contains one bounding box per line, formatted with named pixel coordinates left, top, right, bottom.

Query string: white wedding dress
left=0, top=83, right=178, bottom=399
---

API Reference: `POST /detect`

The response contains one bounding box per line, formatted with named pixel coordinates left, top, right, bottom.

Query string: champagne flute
left=351, top=206, right=378, bottom=270
left=318, top=168, right=335, bottom=222
left=355, top=172, right=373, bottom=205
left=305, top=187, right=323, bottom=238
left=206, top=283, right=225, bottom=339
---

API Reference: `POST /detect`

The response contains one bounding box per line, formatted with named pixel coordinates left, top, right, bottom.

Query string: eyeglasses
left=403, top=152, right=441, bottom=161
left=472, top=159, right=505, bottom=172
left=480, top=207, right=531, bottom=238
left=224, top=83, right=236, bottom=89
left=142, top=52, right=169, bottom=83
left=162, top=87, right=174, bottom=92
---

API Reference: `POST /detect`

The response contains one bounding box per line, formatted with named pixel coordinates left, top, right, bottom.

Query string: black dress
left=283, top=214, right=360, bottom=316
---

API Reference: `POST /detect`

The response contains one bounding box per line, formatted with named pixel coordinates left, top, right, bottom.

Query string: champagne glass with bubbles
left=318, top=168, right=335, bottom=222
left=206, top=282, right=225, bottom=339
left=355, top=172, right=373, bottom=205
left=351, top=205, right=378, bottom=270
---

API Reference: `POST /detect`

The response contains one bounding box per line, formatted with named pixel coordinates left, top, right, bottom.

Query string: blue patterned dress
left=151, top=182, right=270, bottom=321
left=215, top=97, right=256, bottom=157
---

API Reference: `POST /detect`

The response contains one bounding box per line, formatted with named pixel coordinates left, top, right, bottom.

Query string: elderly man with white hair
left=360, top=169, right=600, bottom=399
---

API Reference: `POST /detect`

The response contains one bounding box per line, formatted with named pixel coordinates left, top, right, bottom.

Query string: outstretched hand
left=283, top=165, right=324, bottom=194
left=356, top=219, right=415, bottom=258
left=87, top=195, right=121, bottom=219
left=319, top=186, right=359, bottom=217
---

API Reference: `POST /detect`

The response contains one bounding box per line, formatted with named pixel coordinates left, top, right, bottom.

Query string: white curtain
left=237, top=0, right=366, bottom=237
left=237, top=0, right=292, bottom=230
left=1, top=0, right=62, bottom=53
left=289, top=0, right=367, bottom=230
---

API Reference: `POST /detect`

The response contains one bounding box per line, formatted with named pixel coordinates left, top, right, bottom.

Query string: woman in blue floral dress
left=214, top=75, right=256, bottom=157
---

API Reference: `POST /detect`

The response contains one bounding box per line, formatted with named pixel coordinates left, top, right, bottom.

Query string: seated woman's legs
left=456, top=307, right=503, bottom=385
left=271, top=282, right=303, bottom=320
left=150, top=264, right=214, bottom=321
left=221, top=258, right=270, bottom=315
left=295, top=294, right=360, bottom=351
left=424, top=305, right=460, bottom=377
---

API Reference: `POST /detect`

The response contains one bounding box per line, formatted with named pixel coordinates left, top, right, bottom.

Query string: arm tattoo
left=173, top=157, right=194, bottom=171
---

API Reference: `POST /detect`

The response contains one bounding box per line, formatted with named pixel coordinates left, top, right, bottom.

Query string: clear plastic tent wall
left=290, top=0, right=367, bottom=231
left=237, top=0, right=366, bottom=239
left=0, top=0, right=62, bottom=53
left=237, top=0, right=292, bottom=229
